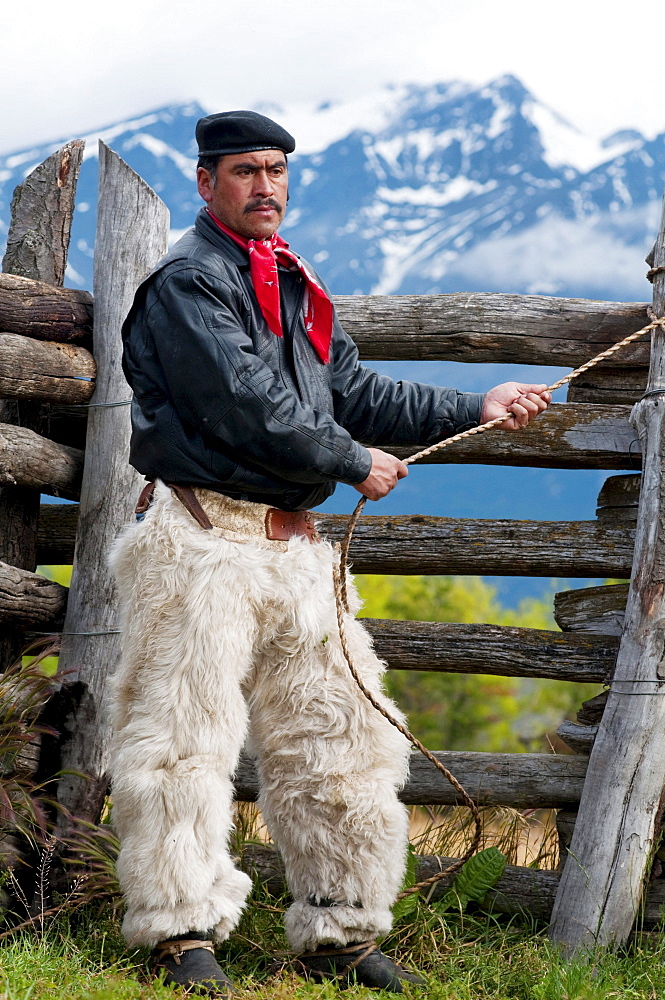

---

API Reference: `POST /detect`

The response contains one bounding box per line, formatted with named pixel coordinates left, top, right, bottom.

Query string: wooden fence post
left=56, top=142, right=169, bottom=827
left=549, top=187, right=665, bottom=953
left=0, top=141, right=84, bottom=668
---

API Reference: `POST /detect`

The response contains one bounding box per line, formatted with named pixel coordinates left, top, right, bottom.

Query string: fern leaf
left=437, top=847, right=506, bottom=912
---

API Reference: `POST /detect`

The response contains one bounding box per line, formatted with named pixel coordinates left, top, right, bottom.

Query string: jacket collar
left=194, top=208, right=250, bottom=268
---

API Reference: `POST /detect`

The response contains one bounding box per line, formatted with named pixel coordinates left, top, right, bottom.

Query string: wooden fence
left=1, top=138, right=665, bottom=955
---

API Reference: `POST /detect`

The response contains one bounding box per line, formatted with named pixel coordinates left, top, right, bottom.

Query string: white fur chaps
left=108, top=482, right=410, bottom=950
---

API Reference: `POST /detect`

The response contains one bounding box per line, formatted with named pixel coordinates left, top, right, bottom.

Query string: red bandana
left=207, top=210, right=333, bottom=364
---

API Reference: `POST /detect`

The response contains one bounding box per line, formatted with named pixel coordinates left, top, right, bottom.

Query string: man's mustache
left=244, top=198, right=283, bottom=213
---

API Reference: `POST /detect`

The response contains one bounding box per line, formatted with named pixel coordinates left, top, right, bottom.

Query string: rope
left=334, top=314, right=665, bottom=898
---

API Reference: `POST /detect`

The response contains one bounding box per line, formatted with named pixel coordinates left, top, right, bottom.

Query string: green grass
left=3, top=893, right=665, bottom=1000
left=4, top=801, right=662, bottom=998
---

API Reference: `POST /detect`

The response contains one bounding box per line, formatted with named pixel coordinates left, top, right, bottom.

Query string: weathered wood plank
left=597, top=474, right=641, bottom=509
left=550, top=190, right=665, bottom=953
left=595, top=508, right=638, bottom=528
left=386, top=403, right=640, bottom=470
left=554, top=584, right=629, bottom=636
left=241, top=843, right=665, bottom=925
left=2, top=140, right=84, bottom=286
left=557, top=721, right=598, bottom=755
left=576, top=691, right=608, bottom=725
left=334, top=294, right=651, bottom=366
left=233, top=750, right=588, bottom=808
left=0, top=274, right=92, bottom=343
left=0, top=143, right=83, bottom=668
left=567, top=367, right=647, bottom=406
left=0, top=560, right=66, bottom=628
left=36, top=503, right=635, bottom=578
left=36, top=503, right=636, bottom=578
left=0, top=286, right=653, bottom=365
left=241, top=842, right=564, bottom=918
left=49, top=403, right=641, bottom=471
left=0, top=424, right=82, bottom=499
left=0, top=333, right=95, bottom=403
left=319, top=514, right=635, bottom=578
left=33, top=401, right=640, bottom=475
left=363, top=618, right=616, bottom=683
left=56, top=143, right=169, bottom=829
left=596, top=474, right=640, bottom=526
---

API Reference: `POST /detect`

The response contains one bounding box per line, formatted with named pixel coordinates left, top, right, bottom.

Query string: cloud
left=1, top=0, right=665, bottom=155
left=448, top=208, right=656, bottom=300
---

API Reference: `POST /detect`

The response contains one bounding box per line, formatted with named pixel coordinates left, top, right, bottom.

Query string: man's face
left=197, top=150, right=288, bottom=240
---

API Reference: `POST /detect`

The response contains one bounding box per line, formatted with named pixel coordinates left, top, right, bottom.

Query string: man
left=110, top=110, right=550, bottom=996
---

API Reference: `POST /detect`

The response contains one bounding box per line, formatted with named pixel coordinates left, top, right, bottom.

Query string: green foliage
left=438, top=847, right=506, bottom=912
left=356, top=573, right=555, bottom=628
left=0, top=659, right=61, bottom=845
left=393, top=845, right=507, bottom=927
left=36, top=565, right=73, bottom=587
left=356, top=574, right=602, bottom=752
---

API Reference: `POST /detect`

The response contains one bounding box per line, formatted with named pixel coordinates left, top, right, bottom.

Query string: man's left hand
left=481, top=382, right=551, bottom=430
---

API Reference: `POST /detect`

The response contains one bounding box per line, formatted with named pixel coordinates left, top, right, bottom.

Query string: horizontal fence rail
left=0, top=425, right=82, bottom=499
left=318, top=514, right=635, bottom=577
left=2, top=407, right=641, bottom=475
left=1, top=277, right=652, bottom=369
left=334, top=293, right=651, bottom=366
left=0, top=273, right=92, bottom=341
left=17, top=548, right=620, bottom=683
left=36, top=503, right=636, bottom=577
left=363, top=619, right=616, bottom=682
left=241, top=844, right=665, bottom=925
left=0, top=332, right=95, bottom=403
left=0, top=559, right=67, bottom=627
left=557, top=721, right=598, bottom=755
left=234, top=750, right=588, bottom=808
left=567, top=366, right=647, bottom=406
left=386, top=404, right=640, bottom=470
left=554, top=583, right=629, bottom=636
left=2, top=408, right=641, bottom=511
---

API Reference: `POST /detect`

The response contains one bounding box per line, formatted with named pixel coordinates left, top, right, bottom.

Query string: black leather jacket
left=122, top=209, right=485, bottom=511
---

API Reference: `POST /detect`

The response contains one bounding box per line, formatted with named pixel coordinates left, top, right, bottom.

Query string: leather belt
left=135, top=481, right=320, bottom=543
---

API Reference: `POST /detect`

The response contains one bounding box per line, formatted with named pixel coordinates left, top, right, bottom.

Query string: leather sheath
left=265, top=508, right=319, bottom=543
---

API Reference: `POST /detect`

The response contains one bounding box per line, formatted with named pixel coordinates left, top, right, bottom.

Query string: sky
left=1, top=0, right=664, bottom=156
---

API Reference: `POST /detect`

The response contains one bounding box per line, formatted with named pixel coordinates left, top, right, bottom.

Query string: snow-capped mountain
left=0, top=76, right=661, bottom=302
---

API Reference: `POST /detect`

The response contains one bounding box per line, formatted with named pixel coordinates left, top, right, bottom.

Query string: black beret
left=196, top=110, right=296, bottom=157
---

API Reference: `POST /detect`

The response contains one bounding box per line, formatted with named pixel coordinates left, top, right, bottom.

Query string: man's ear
left=197, top=166, right=214, bottom=204
left=286, top=187, right=290, bottom=203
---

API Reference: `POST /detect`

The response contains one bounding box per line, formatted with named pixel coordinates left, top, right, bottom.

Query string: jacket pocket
left=209, top=448, right=251, bottom=486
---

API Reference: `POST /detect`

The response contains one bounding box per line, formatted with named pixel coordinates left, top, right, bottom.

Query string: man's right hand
left=353, top=448, right=409, bottom=501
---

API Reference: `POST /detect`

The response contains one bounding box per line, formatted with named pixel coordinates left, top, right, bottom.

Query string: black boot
left=296, top=940, right=425, bottom=993
left=152, top=931, right=233, bottom=996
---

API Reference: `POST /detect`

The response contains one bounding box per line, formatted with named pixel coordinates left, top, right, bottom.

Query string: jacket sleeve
left=142, top=265, right=372, bottom=486
left=330, top=311, right=485, bottom=445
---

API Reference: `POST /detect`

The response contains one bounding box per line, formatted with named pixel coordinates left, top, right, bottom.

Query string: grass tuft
left=3, top=905, right=665, bottom=999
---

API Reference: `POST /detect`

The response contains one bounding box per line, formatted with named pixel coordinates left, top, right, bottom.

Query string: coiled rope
left=333, top=312, right=665, bottom=898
